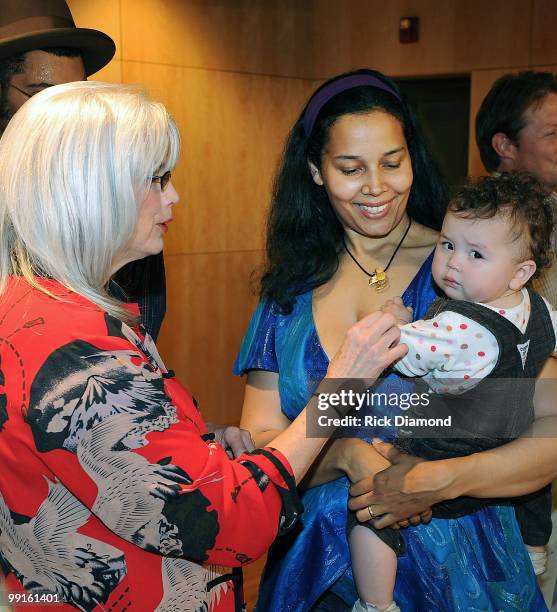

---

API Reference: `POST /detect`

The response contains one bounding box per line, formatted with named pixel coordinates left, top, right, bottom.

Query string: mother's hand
left=348, top=440, right=453, bottom=528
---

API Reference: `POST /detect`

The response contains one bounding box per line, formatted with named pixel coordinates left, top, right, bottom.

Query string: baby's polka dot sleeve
left=395, top=311, right=499, bottom=393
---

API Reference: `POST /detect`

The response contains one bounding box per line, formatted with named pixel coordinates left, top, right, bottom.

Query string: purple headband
left=302, top=74, right=401, bottom=139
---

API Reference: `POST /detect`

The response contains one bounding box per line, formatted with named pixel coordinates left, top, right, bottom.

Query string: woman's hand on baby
left=380, top=296, right=413, bottom=325
left=326, top=312, right=408, bottom=380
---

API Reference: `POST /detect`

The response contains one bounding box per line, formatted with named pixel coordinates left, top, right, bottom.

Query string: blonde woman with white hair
left=0, top=81, right=403, bottom=611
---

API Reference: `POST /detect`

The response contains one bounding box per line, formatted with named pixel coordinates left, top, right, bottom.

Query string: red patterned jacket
left=0, top=278, right=301, bottom=611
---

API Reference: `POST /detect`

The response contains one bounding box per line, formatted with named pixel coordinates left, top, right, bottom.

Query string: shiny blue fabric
left=234, top=253, right=546, bottom=611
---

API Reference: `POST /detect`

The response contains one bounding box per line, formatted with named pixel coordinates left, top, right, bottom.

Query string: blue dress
left=234, top=254, right=546, bottom=611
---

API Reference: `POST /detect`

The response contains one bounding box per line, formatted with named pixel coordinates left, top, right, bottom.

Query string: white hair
left=0, top=81, right=180, bottom=320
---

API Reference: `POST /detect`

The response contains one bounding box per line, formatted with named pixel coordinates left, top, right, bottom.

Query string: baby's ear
left=509, top=259, right=537, bottom=291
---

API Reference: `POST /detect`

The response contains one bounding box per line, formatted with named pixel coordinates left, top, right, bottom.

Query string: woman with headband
left=235, top=69, right=548, bottom=610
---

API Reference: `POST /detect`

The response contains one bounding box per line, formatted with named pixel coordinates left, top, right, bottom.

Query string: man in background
left=476, top=70, right=557, bottom=608
left=476, top=70, right=557, bottom=307
left=0, top=0, right=166, bottom=340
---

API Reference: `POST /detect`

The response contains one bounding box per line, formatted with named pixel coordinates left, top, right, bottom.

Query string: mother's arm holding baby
left=349, top=356, right=557, bottom=527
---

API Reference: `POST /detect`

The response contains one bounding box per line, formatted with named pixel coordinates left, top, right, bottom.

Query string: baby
left=350, top=172, right=557, bottom=612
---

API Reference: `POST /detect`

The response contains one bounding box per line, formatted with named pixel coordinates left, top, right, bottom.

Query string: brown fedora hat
left=0, top=0, right=115, bottom=76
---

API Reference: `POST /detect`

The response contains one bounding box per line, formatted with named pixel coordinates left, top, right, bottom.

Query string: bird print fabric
left=0, top=277, right=301, bottom=611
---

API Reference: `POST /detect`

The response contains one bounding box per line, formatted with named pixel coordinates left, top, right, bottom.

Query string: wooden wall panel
left=120, top=0, right=356, bottom=78
left=67, top=0, right=122, bottom=60
left=120, top=0, right=533, bottom=80
left=347, top=0, right=530, bottom=78
left=123, top=60, right=318, bottom=255
left=91, top=59, right=122, bottom=82
left=121, top=0, right=307, bottom=73
left=349, top=0, right=456, bottom=77
left=159, top=251, right=264, bottom=424
left=244, top=556, right=266, bottom=610
left=451, top=0, right=530, bottom=72
left=531, top=0, right=557, bottom=66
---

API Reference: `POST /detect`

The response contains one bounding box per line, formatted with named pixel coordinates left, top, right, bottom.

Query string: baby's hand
left=381, top=296, right=413, bottom=325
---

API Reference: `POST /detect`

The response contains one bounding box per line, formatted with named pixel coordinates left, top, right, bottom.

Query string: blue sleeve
left=402, top=250, right=439, bottom=320
left=233, top=299, right=279, bottom=375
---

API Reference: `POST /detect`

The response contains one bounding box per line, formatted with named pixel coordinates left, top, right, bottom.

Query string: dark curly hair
left=449, top=172, right=554, bottom=278
left=260, top=68, right=449, bottom=312
left=476, top=71, right=557, bottom=172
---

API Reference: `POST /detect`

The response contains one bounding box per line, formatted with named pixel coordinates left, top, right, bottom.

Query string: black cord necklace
left=343, top=218, right=413, bottom=293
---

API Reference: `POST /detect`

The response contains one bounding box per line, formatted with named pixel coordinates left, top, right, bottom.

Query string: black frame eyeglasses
left=9, top=82, right=33, bottom=98
left=151, top=170, right=171, bottom=191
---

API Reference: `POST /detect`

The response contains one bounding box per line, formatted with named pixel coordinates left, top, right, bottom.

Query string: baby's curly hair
left=449, top=172, right=554, bottom=278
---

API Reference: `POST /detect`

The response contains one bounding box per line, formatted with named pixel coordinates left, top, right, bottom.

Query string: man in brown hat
left=0, top=0, right=114, bottom=131
left=0, top=0, right=167, bottom=340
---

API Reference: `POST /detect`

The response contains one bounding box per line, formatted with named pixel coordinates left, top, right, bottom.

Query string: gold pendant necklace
left=343, top=218, right=412, bottom=293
